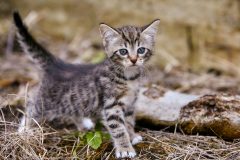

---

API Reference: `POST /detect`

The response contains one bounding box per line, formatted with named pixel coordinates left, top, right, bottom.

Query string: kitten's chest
left=118, top=80, right=139, bottom=106
left=126, top=80, right=139, bottom=93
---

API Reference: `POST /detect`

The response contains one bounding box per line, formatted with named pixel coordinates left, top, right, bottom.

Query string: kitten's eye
left=137, top=47, right=146, bottom=54
left=119, top=49, right=128, bottom=56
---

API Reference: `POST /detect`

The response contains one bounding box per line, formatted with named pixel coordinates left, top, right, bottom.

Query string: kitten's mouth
left=128, top=65, right=139, bottom=69
left=129, top=64, right=138, bottom=67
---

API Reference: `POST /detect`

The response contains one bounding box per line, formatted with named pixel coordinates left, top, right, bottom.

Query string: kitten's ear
left=99, top=23, right=119, bottom=46
left=141, top=19, right=160, bottom=40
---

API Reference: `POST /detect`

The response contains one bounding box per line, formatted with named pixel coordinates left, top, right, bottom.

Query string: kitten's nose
left=130, top=58, right=137, bottom=64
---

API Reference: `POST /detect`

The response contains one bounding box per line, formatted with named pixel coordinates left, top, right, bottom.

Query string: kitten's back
left=13, top=11, right=101, bottom=81
left=46, top=61, right=99, bottom=81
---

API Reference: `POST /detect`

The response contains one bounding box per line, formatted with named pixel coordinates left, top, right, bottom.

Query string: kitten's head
left=99, top=19, right=160, bottom=68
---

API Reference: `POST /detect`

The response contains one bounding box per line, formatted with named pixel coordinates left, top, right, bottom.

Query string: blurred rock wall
left=1, top=0, right=240, bottom=75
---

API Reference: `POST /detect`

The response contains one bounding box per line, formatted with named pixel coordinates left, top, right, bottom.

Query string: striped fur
left=14, top=12, right=159, bottom=158
left=13, top=12, right=57, bottom=70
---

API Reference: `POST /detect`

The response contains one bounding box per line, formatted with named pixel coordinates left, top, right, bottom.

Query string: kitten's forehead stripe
left=117, top=26, right=141, bottom=47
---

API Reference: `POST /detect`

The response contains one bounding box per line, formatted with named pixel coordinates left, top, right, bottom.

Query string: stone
left=135, top=85, right=240, bottom=140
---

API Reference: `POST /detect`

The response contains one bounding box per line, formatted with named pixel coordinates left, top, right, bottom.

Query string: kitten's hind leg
left=72, top=117, right=95, bottom=131
left=82, top=117, right=95, bottom=130
left=18, top=112, right=43, bottom=133
left=18, top=101, right=45, bottom=133
left=18, top=91, right=40, bottom=133
left=103, top=99, right=136, bottom=158
left=18, top=115, right=27, bottom=133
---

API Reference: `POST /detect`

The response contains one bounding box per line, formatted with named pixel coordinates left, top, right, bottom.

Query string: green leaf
left=86, top=131, right=102, bottom=150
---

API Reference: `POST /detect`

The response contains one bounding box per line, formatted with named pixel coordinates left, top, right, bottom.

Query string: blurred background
left=0, top=0, right=240, bottom=95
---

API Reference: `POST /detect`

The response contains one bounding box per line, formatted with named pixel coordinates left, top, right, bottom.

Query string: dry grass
left=0, top=117, right=240, bottom=160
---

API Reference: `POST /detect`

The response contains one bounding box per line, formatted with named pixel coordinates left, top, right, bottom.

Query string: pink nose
left=130, top=58, right=137, bottom=64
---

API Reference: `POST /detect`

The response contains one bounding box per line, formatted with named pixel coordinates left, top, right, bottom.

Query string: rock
left=180, top=94, right=240, bottom=140
left=135, top=85, right=199, bottom=126
left=135, top=86, right=240, bottom=140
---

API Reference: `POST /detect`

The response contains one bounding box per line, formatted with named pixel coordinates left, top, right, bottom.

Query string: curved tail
left=13, top=11, right=56, bottom=70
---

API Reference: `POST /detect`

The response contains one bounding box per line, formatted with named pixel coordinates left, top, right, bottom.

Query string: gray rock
left=135, top=86, right=240, bottom=140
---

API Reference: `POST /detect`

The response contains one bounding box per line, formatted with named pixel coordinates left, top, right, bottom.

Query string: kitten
left=13, top=12, right=159, bottom=158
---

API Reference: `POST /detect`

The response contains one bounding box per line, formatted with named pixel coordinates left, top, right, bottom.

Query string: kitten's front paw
left=115, top=146, right=136, bottom=159
left=132, top=134, right=143, bottom=145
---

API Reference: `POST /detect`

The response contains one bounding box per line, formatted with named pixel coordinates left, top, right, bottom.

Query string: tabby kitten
left=14, top=12, right=159, bottom=158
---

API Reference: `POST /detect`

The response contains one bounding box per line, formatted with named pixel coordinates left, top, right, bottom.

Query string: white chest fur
left=118, top=66, right=141, bottom=107
left=120, top=80, right=139, bottom=107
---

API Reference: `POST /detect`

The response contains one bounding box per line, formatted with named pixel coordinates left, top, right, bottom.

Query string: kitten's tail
left=13, top=11, right=56, bottom=70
